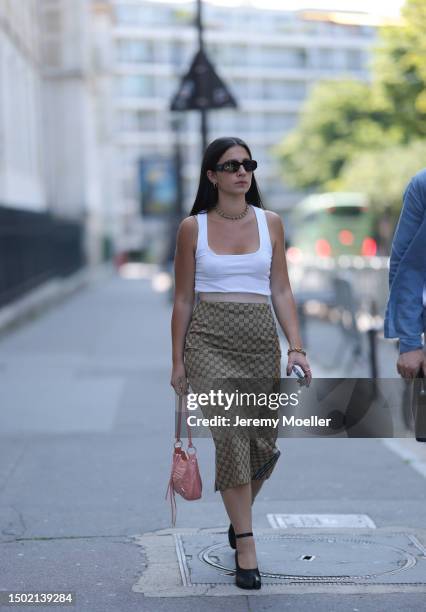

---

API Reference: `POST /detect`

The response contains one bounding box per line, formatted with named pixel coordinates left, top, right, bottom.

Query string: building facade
left=112, top=0, right=387, bottom=258
left=0, top=0, right=45, bottom=210
left=40, top=0, right=116, bottom=264
left=0, top=0, right=114, bottom=307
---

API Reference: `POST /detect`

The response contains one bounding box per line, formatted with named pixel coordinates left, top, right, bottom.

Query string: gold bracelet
left=287, top=346, right=306, bottom=357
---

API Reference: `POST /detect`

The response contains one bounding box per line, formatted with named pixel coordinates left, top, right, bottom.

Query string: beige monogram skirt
left=184, top=301, right=282, bottom=492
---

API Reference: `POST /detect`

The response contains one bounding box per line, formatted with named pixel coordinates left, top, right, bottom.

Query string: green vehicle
left=289, top=192, right=377, bottom=259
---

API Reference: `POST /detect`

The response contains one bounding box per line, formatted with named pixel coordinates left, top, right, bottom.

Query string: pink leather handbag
left=165, top=393, right=202, bottom=526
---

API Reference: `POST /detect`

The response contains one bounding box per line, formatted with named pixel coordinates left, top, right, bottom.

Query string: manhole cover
left=178, top=531, right=426, bottom=585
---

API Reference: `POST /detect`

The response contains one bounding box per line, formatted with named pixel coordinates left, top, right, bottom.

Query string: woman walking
left=170, top=136, right=311, bottom=589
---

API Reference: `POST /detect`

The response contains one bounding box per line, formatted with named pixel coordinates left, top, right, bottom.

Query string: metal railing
left=0, top=206, right=86, bottom=308
left=290, top=256, right=391, bottom=377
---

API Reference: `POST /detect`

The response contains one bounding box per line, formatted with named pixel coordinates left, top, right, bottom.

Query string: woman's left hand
left=286, top=352, right=312, bottom=385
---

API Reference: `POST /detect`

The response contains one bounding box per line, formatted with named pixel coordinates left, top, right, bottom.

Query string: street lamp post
left=196, top=0, right=208, bottom=153
left=163, top=115, right=185, bottom=268
left=170, top=0, right=237, bottom=156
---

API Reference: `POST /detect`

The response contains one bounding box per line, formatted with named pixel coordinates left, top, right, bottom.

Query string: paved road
left=0, top=271, right=425, bottom=611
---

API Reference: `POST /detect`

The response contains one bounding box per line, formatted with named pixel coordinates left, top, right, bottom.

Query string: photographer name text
left=187, top=415, right=332, bottom=428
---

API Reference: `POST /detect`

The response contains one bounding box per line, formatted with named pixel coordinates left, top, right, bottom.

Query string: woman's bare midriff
left=198, top=291, right=268, bottom=303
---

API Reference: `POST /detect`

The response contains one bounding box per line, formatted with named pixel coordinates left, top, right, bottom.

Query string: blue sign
left=139, top=157, right=177, bottom=218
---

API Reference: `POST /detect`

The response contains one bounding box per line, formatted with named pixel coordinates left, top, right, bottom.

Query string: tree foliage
left=274, top=0, right=426, bottom=215
left=273, top=80, right=398, bottom=190
left=374, top=0, right=426, bottom=138
left=335, top=140, right=426, bottom=217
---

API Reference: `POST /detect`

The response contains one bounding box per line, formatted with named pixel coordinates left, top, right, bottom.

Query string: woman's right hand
left=170, top=362, right=189, bottom=396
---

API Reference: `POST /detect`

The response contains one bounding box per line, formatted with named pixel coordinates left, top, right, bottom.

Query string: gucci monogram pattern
left=184, top=301, right=282, bottom=492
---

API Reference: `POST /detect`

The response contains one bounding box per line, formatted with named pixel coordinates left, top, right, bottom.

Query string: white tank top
left=194, top=204, right=273, bottom=296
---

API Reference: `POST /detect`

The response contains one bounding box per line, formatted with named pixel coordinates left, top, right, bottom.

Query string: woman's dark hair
left=189, top=136, right=264, bottom=215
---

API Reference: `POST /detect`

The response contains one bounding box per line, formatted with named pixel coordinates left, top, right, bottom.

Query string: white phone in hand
left=292, top=364, right=310, bottom=387
left=292, top=365, right=305, bottom=379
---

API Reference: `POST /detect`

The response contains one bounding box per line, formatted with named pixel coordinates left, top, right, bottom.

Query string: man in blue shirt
left=384, top=169, right=426, bottom=378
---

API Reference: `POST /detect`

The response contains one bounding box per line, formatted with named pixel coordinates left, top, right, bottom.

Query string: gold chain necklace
left=214, top=202, right=249, bottom=220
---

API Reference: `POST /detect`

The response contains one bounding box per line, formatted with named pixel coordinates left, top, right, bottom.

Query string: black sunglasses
left=215, top=159, right=258, bottom=173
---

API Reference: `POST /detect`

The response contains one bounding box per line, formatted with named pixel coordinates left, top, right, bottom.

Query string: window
left=115, top=4, right=174, bottom=26
left=317, top=48, right=335, bottom=69
left=346, top=49, right=363, bottom=71
left=262, top=80, right=305, bottom=100
left=264, top=113, right=298, bottom=132
left=117, top=40, right=154, bottom=63
left=117, top=75, right=154, bottom=97
left=211, top=110, right=253, bottom=132
left=229, top=79, right=249, bottom=99
left=171, top=8, right=193, bottom=25
left=205, top=44, right=248, bottom=67
left=156, top=76, right=178, bottom=98
left=119, top=111, right=138, bottom=131
left=119, top=111, right=158, bottom=132
left=115, top=6, right=143, bottom=25
left=167, top=41, right=193, bottom=67
left=256, top=47, right=307, bottom=69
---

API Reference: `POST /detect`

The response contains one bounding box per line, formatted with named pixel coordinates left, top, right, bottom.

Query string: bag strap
left=176, top=393, right=193, bottom=448
left=165, top=472, right=177, bottom=526
left=176, top=393, right=183, bottom=441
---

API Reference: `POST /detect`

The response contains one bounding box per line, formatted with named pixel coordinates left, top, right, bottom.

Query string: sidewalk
left=0, top=270, right=425, bottom=611
left=0, top=261, right=115, bottom=337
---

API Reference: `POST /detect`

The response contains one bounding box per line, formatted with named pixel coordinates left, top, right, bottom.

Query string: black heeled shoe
left=228, top=523, right=236, bottom=549
left=234, top=531, right=261, bottom=590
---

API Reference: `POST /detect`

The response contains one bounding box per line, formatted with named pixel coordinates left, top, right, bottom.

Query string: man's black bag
left=411, top=368, right=426, bottom=442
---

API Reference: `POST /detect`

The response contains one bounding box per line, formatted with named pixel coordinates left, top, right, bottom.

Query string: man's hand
left=397, top=349, right=425, bottom=379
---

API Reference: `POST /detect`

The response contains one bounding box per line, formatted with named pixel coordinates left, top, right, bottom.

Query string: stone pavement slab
left=133, top=527, right=426, bottom=597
